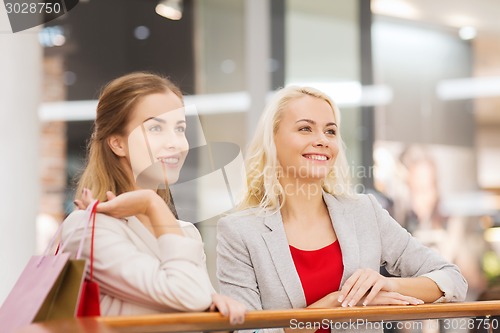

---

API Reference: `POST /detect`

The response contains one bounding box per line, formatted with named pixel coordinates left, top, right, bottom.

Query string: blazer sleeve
left=367, top=194, right=468, bottom=302
left=217, top=215, right=264, bottom=310
left=217, top=216, right=285, bottom=333
left=62, top=211, right=214, bottom=312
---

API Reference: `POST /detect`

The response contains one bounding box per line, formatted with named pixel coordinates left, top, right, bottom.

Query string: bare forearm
left=146, top=194, right=183, bottom=237
left=390, top=276, right=443, bottom=303
left=308, top=291, right=341, bottom=309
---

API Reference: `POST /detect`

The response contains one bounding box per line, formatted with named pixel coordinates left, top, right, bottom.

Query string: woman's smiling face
left=125, top=91, right=189, bottom=187
left=274, top=95, right=339, bottom=182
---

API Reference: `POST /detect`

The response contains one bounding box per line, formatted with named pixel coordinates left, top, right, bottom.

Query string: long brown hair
left=76, top=72, right=183, bottom=209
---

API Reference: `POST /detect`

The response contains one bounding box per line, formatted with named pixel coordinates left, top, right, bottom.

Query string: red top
left=290, top=241, right=344, bottom=333
left=290, top=240, right=343, bottom=304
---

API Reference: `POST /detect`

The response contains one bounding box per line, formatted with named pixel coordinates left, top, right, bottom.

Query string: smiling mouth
left=303, top=154, right=329, bottom=161
left=157, top=156, right=180, bottom=165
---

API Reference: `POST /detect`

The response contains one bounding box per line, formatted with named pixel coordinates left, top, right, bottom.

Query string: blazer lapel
left=323, top=193, right=359, bottom=286
left=262, top=211, right=307, bottom=309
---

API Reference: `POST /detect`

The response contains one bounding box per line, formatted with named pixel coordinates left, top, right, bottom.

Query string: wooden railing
left=16, top=300, right=500, bottom=333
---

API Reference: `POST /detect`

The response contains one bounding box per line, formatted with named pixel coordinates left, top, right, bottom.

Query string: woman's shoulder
left=219, top=207, right=266, bottom=224
left=217, top=207, right=272, bottom=235
left=63, top=209, right=126, bottom=231
left=326, top=192, right=375, bottom=209
left=177, top=220, right=202, bottom=239
left=65, top=209, right=122, bottom=221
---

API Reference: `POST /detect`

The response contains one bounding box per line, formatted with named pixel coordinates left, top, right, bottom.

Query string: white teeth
left=158, top=157, right=179, bottom=164
left=305, top=155, right=327, bottom=161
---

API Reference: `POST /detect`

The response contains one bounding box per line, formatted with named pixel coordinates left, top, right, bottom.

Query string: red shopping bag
left=77, top=200, right=101, bottom=317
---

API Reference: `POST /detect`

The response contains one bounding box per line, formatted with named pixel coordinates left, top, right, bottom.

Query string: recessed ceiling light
left=458, top=26, right=477, bottom=40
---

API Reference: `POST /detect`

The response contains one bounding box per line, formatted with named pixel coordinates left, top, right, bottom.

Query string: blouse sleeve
left=62, top=211, right=214, bottom=312
left=367, top=194, right=468, bottom=302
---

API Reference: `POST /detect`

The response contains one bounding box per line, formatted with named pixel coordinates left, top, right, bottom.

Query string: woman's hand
left=75, top=188, right=157, bottom=218
left=209, top=293, right=246, bottom=325
left=75, top=188, right=182, bottom=237
left=338, top=268, right=423, bottom=307
left=73, top=188, right=96, bottom=210
left=361, top=290, right=423, bottom=306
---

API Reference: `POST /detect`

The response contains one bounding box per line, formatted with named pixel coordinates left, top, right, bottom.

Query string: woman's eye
left=299, top=126, right=312, bottom=132
left=325, top=129, right=336, bottom=135
left=176, top=126, right=186, bottom=133
left=148, top=125, right=162, bottom=133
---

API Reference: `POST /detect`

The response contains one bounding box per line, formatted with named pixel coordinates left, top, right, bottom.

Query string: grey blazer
left=217, top=193, right=467, bottom=318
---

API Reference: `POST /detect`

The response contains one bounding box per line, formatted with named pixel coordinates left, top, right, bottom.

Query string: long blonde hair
left=76, top=72, right=183, bottom=207
left=239, top=86, right=352, bottom=212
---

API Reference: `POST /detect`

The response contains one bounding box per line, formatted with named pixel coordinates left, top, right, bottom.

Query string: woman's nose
left=313, top=133, right=329, bottom=147
left=163, top=131, right=178, bottom=149
left=161, top=129, right=186, bottom=150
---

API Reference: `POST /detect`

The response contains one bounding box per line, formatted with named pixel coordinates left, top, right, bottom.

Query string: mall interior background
left=1, top=0, right=500, bottom=309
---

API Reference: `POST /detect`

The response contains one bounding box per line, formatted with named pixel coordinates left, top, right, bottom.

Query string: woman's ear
left=107, top=135, right=127, bottom=157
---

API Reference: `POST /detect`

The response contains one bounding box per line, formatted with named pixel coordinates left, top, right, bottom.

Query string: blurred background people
left=398, top=145, right=488, bottom=301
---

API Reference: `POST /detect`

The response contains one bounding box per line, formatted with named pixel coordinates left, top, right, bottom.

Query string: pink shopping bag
left=0, top=253, right=72, bottom=333
left=0, top=200, right=99, bottom=333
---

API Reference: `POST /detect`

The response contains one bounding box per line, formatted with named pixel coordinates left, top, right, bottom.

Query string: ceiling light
left=459, top=26, right=477, bottom=40
left=371, top=0, right=420, bottom=20
left=134, top=26, right=150, bottom=40
left=156, top=0, right=183, bottom=20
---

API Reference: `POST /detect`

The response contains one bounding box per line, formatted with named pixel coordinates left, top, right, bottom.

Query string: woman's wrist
left=144, top=190, right=166, bottom=216
left=144, top=191, right=182, bottom=237
left=308, top=291, right=341, bottom=308
left=329, top=291, right=342, bottom=307
left=387, top=277, right=400, bottom=293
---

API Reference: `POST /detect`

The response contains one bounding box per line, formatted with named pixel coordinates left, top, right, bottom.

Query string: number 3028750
left=443, top=318, right=499, bottom=330
left=5, top=2, right=62, bottom=14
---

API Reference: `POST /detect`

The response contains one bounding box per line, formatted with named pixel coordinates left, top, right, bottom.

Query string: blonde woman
left=216, top=86, right=467, bottom=332
left=62, top=72, right=245, bottom=323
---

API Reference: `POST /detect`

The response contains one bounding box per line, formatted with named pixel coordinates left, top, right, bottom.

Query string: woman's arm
left=389, top=276, right=443, bottom=302
left=77, top=188, right=183, bottom=237
left=74, top=189, right=246, bottom=323
left=334, top=194, right=467, bottom=308
left=341, top=194, right=468, bottom=306
left=369, top=192, right=467, bottom=303
left=217, top=216, right=264, bottom=310
left=62, top=210, right=214, bottom=312
left=338, top=269, right=433, bottom=307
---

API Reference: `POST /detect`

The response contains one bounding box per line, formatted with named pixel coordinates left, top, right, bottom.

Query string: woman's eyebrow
left=296, top=119, right=315, bottom=124
left=296, top=119, right=337, bottom=127
left=143, top=116, right=166, bottom=124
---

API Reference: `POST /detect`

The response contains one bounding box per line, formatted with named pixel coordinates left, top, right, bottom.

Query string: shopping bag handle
left=75, top=200, right=99, bottom=260
left=42, top=200, right=99, bottom=258
left=88, top=200, right=98, bottom=280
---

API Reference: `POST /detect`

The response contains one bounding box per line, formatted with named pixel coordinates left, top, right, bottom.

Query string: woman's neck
left=279, top=177, right=327, bottom=226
